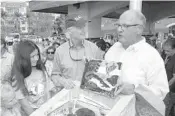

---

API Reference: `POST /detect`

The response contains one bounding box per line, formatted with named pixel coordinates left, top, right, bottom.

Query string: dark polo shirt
left=165, top=54, right=175, bottom=92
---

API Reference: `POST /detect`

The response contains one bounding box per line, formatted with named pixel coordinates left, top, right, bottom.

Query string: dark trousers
left=164, top=92, right=175, bottom=116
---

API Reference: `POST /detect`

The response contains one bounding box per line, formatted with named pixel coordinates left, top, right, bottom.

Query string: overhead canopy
left=167, top=23, right=175, bottom=28
left=29, top=1, right=175, bottom=20
left=29, top=1, right=87, bottom=14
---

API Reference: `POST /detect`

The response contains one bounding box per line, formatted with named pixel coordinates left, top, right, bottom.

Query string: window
left=21, top=21, right=25, bottom=24
left=8, top=21, right=14, bottom=25
left=22, top=27, right=26, bottom=31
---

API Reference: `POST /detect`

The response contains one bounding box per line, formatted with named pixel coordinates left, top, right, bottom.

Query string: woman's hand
left=61, top=78, right=75, bottom=89
left=19, top=98, right=35, bottom=115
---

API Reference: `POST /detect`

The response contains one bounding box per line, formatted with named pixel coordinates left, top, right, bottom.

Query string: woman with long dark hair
left=12, top=40, right=55, bottom=115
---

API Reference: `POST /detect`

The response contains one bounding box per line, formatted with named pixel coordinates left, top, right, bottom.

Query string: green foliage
left=52, top=14, right=65, bottom=36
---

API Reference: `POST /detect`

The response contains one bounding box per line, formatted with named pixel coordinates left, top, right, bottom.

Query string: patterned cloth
left=1, top=103, right=22, bottom=116
left=24, top=70, right=55, bottom=108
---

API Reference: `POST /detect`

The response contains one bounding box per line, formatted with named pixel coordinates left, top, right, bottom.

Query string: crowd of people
left=1, top=9, right=175, bottom=116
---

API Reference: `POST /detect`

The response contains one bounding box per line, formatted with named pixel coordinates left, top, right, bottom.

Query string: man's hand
left=61, top=78, right=75, bottom=89
left=121, top=83, right=135, bottom=95
left=83, top=56, right=93, bottom=63
left=114, top=83, right=135, bottom=95
left=169, top=75, right=175, bottom=86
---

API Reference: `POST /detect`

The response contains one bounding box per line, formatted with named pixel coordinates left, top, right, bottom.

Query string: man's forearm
left=169, top=74, right=175, bottom=86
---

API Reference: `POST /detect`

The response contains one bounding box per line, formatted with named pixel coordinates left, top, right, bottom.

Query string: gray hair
left=134, top=10, right=146, bottom=28
left=122, top=9, right=147, bottom=28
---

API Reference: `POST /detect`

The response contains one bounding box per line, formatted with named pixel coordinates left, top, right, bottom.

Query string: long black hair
left=12, top=40, right=46, bottom=92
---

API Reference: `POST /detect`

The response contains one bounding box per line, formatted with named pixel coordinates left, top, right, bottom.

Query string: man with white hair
left=51, top=14, right=102, bottom=89
left=105, top=10, right=169, bottom=101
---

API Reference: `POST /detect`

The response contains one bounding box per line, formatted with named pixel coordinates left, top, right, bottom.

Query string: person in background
left=1, top=34, right=14, bottom=82
left=148, top=35, right=157, bottom=48
left=12, top=40, right=56, bottom=115
left=162, top=38, right=175, bottom=116
left=52, top=41, right=60, bottom=49
left=60, top=34, right=68, bottom=41
left=44, top=46, right=56, bottom=77
left=105, top=42, right=112, bottom=52
left=44, top=46, right=59, bottom=95
left=12, top=39, right=20, bottom=54
left=59, top=39, right=67, bottom=45
left=42, top=38, right=50, bottom=49
left=41, top=38, right=51, bottom=62
left=51, top=14, right=103, bottom=89
left=95, top=39, right=108, bottom=58
left=6, top=38, right=14, bottom=54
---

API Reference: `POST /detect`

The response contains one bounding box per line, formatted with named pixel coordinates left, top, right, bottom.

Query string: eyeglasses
left=69, top=47, right=85, bottom=61
left=47, top=51, right=55, bottom=54
left=115, top=24, right=141, bottom=30
left=6, top=42, right=13, bottom=46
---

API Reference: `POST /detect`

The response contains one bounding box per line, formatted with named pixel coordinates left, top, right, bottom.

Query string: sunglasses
left=7, top=42, right=13, bottom=46
left=69, top=47, right=85, bottom=61
left=47, top=51, right=55, bottom=54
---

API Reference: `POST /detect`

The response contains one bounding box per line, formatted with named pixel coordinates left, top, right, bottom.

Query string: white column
left=68, top=3, right=102, bottom=38
left=144, top=21, right=155, bottom=35
left=129, top=0, right=142, bottom=12
left=86, top=17, right=101, bottom=38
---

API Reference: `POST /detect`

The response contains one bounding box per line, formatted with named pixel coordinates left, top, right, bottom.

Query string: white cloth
left=105, top=38, right=169, bottom=100
left=1, top=103, right=22, bottom=116
left=105, top=42, right=125, bottom=62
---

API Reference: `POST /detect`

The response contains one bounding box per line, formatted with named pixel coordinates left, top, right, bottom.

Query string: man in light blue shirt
left=51, top=14, right=102, bottom=89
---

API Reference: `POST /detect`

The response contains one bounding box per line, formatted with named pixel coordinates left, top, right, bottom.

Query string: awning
left=166, top=23, right=175, bottom=28
left=29, top=1, right=87, bottom=14
left=155, top=28, right=169, bottom=33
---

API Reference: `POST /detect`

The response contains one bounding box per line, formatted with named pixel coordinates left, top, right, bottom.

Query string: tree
left=1, top=8, right=8, bottom=20
left=13, top=11, right=22, bottom=33
left=52, top=15, right=65, bottom=37
left=26, top=12, right=33, bottom=35
left=1, top=8, right=8, bottom=34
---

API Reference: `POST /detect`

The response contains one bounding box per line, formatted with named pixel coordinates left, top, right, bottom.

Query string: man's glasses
left=6, top=42, right=13, bottom=46
left=115, top=24, right=141, bottom=30
left=47, top=51, right=55, bottom=54
left=69, top=47, right=85, bottom=61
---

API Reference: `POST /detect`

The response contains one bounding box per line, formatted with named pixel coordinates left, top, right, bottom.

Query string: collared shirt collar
left=69, top=39, right=85, bottom=48
left=126, top=37, right=146, bottom=52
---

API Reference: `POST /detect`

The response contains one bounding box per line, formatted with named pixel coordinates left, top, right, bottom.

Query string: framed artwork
left=80, top=60, right=122, bottom=98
